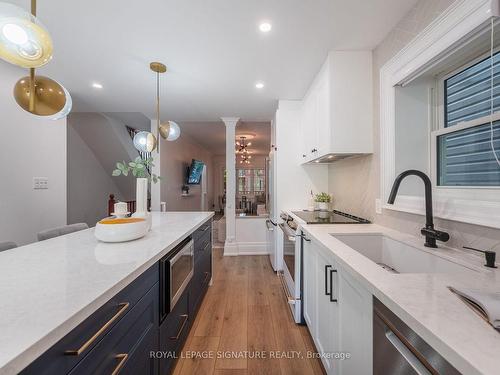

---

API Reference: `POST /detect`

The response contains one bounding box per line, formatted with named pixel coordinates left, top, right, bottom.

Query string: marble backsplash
left=328, top=0, right=500, bottom=255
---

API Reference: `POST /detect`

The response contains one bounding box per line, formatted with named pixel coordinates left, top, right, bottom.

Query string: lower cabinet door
left=189, top=244, right=212, bottom=314
left=159, top=291, right=190, bottom=375
left=315, top=250, right=340, bottom=374
left=69, top=283, right=158, bottom=375
left=338, top=270, right=372, bottom=375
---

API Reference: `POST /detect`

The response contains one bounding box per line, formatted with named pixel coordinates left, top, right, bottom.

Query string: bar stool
left=37, top=223, right=89, bottom=241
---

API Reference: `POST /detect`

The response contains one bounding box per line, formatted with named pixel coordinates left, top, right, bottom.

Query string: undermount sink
left=332, top=233, right=477, bottom=274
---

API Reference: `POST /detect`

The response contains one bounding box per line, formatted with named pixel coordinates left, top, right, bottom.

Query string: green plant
left=314, top=192, right=331, bottom=203
left=112, top=157, right=161, bottom=183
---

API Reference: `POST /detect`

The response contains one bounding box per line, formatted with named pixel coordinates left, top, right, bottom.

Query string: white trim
left=380, top=0, right=500, bottom=228
left=236, top=241, right=268, bottom=255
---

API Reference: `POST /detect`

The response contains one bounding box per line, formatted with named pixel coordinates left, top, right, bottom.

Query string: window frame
left=236, top=167, right=266, bottom=195
left=379, top=0, right=500, bottom=229
left=432, top=48, right=500, bottom=190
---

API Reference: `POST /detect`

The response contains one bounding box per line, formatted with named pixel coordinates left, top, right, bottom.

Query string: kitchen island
left=0, top=211, right=213, bottom=375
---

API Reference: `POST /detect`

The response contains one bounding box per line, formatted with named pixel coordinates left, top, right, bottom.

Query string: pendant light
left=3, top=0, right=72, bottom=119
left=0, top=1, right=53, bottom=68
left=150, top=61, right=181, bottom=153
left=133, top=131, right=157, bottom=153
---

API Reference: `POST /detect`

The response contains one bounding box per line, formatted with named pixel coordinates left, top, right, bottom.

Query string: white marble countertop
left=0, top=211, right=214, bottom=375
left=296, top=218, right=500, bottom=375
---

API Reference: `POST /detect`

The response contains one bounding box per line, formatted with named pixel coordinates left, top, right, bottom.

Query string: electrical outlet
left=375, top=198, right=382, bottom=214
left=33, top=177, right=48, bottom=190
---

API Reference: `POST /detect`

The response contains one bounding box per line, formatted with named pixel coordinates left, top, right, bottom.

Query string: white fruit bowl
left=95, top=218, right=149, bottom=243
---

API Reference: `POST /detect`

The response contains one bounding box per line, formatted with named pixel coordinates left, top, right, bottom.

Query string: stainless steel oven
left=160, top=237, right=194, bottom=321
left=278, top=212, right=302, bottom=323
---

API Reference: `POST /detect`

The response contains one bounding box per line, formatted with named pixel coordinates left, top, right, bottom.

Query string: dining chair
left=0, top=241, right=17, bottom=252
left=37, top=223, right=89, bottom=241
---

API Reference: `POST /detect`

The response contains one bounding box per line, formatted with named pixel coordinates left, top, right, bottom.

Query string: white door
left=338, top=269, right=373, bottom=375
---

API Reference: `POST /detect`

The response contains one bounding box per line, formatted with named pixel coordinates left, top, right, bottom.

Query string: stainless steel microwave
left=159, top=237, right=194, bottom=321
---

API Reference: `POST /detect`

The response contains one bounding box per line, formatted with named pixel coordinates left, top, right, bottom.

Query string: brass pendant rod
left=156, top=71, right=160, bottom=153
left=29, top=68, right=35, bottom=112
left=29, top=0, right=36, bottom=111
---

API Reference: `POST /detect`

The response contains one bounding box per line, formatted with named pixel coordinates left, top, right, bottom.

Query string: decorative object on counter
left=112, top=156, right=161, bottom=231
left=314, top=192, right=332, bottom=211
left=2, top=0, right=72, bottom=119
left=307, top=190, right=315, bottom=211
left=449, top=287, right=500, bottom=331
left=160, top=201, right=167, bottom=212
left=94, top=217, right=148, bottom=243
left=111, top=201, right=129, bottom=218
left=182, top=184, right=190, bottom=196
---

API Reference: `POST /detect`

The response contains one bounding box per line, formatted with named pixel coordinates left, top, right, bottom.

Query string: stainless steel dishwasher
left=373, top=297, right=461, bottom=375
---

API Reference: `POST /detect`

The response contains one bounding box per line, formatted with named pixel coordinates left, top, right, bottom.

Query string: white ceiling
left=8, top=0, right=417, bottom=121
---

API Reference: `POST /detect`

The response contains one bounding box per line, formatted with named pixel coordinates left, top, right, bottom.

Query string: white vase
left=132, top=178, right=152, bottom=231
left=318, top=202, right=329, bottom=211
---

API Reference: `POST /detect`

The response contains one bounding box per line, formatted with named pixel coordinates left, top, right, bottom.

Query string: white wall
left=0, top=64, right=67, bottom=246
left=235, top=217, right=268, bottom=255
left=160, top=132, right=215, bottom=211
left=67, top=112, right=138, bottom=227
left=67, top=123, right=123, bottom=226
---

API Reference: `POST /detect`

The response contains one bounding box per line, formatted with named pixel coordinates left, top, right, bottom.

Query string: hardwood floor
left=172, top=249, right=326, bottom=375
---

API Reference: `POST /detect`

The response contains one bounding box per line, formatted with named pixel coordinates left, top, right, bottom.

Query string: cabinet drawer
left=159, top=291, right=190, bottom=375
left=194, top=230, right=211, bottom=254
left=68, top=283, right=158, bottom=375
left=21, top=264, right=158, bottom=375
left=192, top=221, right=212, bottom=242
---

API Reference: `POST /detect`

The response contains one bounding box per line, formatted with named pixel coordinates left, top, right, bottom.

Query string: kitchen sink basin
left=332, top=233, right=477, bottom=274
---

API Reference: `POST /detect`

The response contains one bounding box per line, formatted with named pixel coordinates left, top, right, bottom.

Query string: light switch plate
left=375, top=198, right=382, bottom=214
left=33, top=177, right=48, bottom=190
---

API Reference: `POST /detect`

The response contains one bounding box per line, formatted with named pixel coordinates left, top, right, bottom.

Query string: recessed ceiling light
left=255, top=82, right=265, bottom=89
left=259, top=22, right=272, bottom=33
left=92, top=82, right=103, bottom=89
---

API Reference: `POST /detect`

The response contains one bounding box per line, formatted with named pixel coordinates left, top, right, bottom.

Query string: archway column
left=221, top=117, right=239, bottom=256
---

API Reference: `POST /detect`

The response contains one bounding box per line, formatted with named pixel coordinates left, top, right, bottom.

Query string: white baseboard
left=235, top=241, right=269, bottom=255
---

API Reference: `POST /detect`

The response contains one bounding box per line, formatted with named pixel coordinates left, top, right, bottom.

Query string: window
left=436, top=51, right=500, bottom=187
left=237, top=168, right=265, bottom=194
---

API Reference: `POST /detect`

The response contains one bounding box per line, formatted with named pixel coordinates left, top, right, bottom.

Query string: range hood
left=307, top=153, right=369, bottom=164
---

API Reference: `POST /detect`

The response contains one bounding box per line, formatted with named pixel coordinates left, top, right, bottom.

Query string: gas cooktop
left=291, top=210, right=371, bottom=224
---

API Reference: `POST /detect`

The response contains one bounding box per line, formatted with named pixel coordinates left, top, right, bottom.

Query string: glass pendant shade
left=159, top=120, right=181, bottom=141
left=133, top=131, right=157, bottom=153
left=13, top=75, right=67, bottom=116
left=0, top=2, right=53, bottom=68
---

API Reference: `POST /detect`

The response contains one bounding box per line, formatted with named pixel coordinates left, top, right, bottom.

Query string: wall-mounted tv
left=187, top=159, right=205, bottom=185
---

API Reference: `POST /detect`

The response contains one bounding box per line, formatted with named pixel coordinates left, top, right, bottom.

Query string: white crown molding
left=379, top=0, right=499, bottom=228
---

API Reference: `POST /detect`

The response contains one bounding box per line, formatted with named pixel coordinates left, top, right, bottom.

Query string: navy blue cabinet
left=21, top=264, right=158, bottom=375
left=158, top=292, right=190, bottom=375
left=68, top=283, right=158, bottom=375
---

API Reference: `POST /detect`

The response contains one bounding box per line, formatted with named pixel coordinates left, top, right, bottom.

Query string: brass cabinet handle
left=170, top=314, right=189, bottom=340
left=64, top=302, right=130, bottom=356
left=200, top=225, right=210, bottom=232
left=203, top=241, right=210, bottom=251
left=111, top=353, right=128, bottom=375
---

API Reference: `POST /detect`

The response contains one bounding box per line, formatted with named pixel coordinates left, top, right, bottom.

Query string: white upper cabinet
left=299, top=51, right=373, bottom=164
